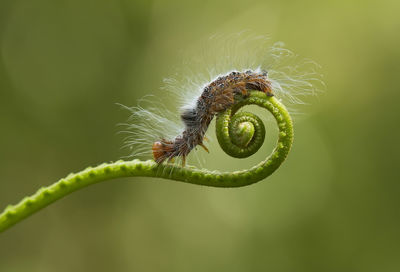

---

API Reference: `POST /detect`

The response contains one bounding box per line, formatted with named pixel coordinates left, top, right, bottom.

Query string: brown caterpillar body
left=152, top=70, right=273, bottom=166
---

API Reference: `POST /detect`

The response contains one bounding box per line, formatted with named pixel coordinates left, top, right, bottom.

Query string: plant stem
left=0, top=93, right=293, bottom=233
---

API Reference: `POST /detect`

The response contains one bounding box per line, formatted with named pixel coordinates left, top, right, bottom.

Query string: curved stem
left=0, top=92, right=293, bottom=233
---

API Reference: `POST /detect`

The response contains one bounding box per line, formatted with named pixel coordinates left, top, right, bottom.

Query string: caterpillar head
left=152, top=140, right=176, bottom=163
left=152, top=141, right=166, bottom=163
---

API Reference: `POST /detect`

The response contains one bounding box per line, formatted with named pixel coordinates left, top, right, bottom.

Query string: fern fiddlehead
left=0, top=91, right=293, bottom=233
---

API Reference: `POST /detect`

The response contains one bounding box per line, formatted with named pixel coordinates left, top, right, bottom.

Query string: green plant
left=0, top=91, right=293, bottom=233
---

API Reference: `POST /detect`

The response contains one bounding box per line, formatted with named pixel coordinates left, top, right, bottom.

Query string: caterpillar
left=152, top=70, right=273, bottom=166
left=121, top=35, right=323, bottom=168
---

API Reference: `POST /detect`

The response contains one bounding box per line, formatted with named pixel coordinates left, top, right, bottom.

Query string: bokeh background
left=1, top=0, right=399, bottom=271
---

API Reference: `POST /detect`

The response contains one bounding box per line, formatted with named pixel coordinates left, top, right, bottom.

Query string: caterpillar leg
left=181, top=156, right=186, bottom=167
left=199, top=143, right=209, bottom=153
left=167, top=157, right=175, bottom=163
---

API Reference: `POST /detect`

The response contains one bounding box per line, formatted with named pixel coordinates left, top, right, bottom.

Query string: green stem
left=0, top=92, right=293, bottom=233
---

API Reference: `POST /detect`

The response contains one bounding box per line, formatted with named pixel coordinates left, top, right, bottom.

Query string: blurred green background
left=1, top=0, right=399, bottom=271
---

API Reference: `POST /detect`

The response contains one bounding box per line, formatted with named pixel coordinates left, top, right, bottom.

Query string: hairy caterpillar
left=152, top=70, right=273, bottom=166
left=121, top=34, right=323, bottom=168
